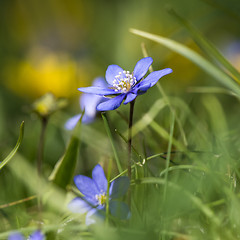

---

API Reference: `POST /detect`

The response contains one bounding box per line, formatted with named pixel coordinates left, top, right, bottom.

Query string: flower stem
left=106, top=159, right=112, bottom=226
left=37, top=117, right=48, bottom=215
left=37, top=117, right=48, bottom=177
left=128, top=100, right=135, bottom=180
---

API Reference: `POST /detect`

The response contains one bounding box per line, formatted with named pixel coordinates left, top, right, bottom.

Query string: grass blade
left=101, top=113, right=123, bottom=173
left=49, top=117, right=81, bottom=189
left=136, top=177, right=221, bottom=226
left=169, top=8, right=240, bottom=84
left=163, top=112, right=175, bottom=200
left=0, top=121, right=24, bottom=170
left=127, top=98, right=167, bottom=138
left=130, top=28, right=240, bottom=97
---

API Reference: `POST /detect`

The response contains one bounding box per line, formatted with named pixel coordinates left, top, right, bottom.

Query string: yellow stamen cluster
left=95, top=193, right=107, bottom=206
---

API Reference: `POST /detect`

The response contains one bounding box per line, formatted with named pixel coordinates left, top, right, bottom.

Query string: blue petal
left=65, top=114, right=82, bottom=130
left=105, top=65, right=124, bottom=85
left=109, top=200, right=131, bottom=220
left=85, top=208, right=105, bottom=226
left=92, top=77, right=108, bottom=88
left=29, top=230, right=44, bottom=240
left=80, top=93, right=103, bottom=119
left=92, top=164, right=108, bottom=193
left=82, top=114, right=95, bottom=124
left=74, top=175, right=99, bottom=200
left=133, top=83, right=151, bottom=94
left=78, top=87, right=116, bottom=96
left=8, top=232, right=24, bottom=240
left=109, top=176, right=130, bottom=199
left=96, top=94, right=126, bottom=111
left=68, top=197, right=92, bottom=214
left=138, top=68, right=173, bottom=88
left=124, top=93, right=137, bottom=105
left=133, top=57, right=153, bottom=81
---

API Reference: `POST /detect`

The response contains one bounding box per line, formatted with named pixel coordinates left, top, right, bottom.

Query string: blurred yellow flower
left=4, top=47, right=90, bottom=99
left=32, top=93, right=67, bottom=118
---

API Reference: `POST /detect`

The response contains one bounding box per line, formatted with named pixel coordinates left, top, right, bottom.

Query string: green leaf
left=0, top=121, right=24, bottom=170
left=168, top=8, right=240, bottom=84
left=130, top=28, right=240, bottom=97
left=49, top=117, right=81, bottom=189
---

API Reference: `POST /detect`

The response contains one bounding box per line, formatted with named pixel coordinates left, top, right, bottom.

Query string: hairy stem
left=128, top=100, right=135, bottom=180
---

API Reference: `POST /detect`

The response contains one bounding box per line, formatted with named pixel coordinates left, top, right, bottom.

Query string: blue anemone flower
left=68, top=164, right=130, bottom=225
left=65, top=77, right=107, bottom=130
left=78, top=57, right=172, bottom=111
left=8, top=230, right=44, bottom=240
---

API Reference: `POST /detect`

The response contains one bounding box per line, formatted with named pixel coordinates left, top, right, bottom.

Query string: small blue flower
left=78, top=57, right=172, bottom=111
left=8, top=230, right=44, bottom=240
left=68, top=164, right=130, bottom=225
left=65, top=77, right=107, bottom=130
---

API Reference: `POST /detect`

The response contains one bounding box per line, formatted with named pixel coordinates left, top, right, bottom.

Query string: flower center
left=95, top=192, right=107, bottom=206
left=112, top=70, right=137, bottom=93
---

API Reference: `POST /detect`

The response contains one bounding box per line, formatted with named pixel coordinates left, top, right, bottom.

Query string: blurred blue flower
left=68, top=164, right=130, bottom=225
left=8, top=230, right=44, bottom=240
left=65, top=77, right=106, bottom=130
left=78, top=57, right=172, bottom=111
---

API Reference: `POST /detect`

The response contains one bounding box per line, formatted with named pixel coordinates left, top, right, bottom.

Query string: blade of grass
left=141, top=42, right=188, bottom=147
left=49, top=114, right=82, bottom=189
left=130, top=28, right=240, bottom=97
left=136, top=177, right=221, bottom=226
left=160, top=165, right=207, bottom=177
left=188, top=86, right=238, bottom=98
left=126, top=98, right=167, bottom=138
left=169, top=8, right=240, bottom=84
left=101, top=113, right=123, bottom=173
left=149, top=120, right=185, bottom=150
left=8, top=153, right=67, bottom=214
left=163, top=112, right=175, bottom=200
left=0, top=195, right=36, bottom=209
left=0, top=121, right=24, bottom=170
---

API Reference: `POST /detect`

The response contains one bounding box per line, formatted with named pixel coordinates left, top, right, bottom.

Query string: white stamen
left=112, top=69, right=137, bottom=93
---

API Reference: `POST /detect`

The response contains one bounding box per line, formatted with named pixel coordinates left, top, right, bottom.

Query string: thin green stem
left=0, top=195, right=36, bottom=209
left=128, top=100, right=135, bottom=179
left=37, top=117, right=48, bottom=217
left=106, top=160, right=112, bottom=226
left=37, top=117, right=48, bottom=177
left=128, top=100, right=135, bottom=208
left=163, top=113, right=175, bottom=200
left=141, top=42, right=188, bottom=147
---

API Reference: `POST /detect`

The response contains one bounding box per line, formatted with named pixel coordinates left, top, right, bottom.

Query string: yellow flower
left=4, top=47, right=90, bottom=99
left=32, top=93, right=67, bottom=118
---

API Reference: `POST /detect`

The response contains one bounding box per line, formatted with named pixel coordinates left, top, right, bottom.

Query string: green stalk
left=37, top=117, right=48, bottom=177
left=105, top=160, right=112, bottom=225
left=37, top=117, right=48, bottom=216
left=128, top=100, right=135, bottom=179
left=163, top=113, right=175, bottom=200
